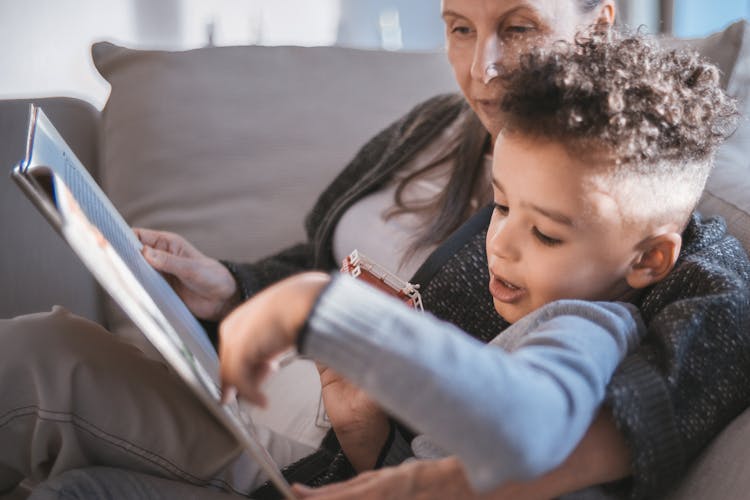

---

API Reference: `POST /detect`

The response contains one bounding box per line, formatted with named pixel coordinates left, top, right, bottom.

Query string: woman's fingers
left=142, top=246, right=196, bottom=277
left=135, top=228, right=238, bottom=321
left=289, top=470, right=399, bottom=499
left=291, top=484, right=318, bottom=497
left=289, top=460, right=473, bottom=500
left=134, top=227, right=198, bottom=256
left=135, top=227, right=175, bottom=251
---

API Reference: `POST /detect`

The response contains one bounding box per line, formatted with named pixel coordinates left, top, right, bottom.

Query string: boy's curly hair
left=499, top=31, right=739, bottom=226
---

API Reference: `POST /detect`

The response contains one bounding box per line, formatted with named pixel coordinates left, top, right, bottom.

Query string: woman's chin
left=475, top=112, right=505, bottom=141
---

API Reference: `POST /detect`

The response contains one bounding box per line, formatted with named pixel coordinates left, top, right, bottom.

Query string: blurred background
left=1, top=0, right=749, bottom=109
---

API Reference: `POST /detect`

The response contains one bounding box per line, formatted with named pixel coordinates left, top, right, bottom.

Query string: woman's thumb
left=143, top=246, right=192, bottom=279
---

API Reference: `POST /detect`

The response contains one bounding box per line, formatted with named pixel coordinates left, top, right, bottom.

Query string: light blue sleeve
left=302, top=275, right=645, bottom=492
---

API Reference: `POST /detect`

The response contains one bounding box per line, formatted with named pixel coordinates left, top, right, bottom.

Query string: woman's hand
left=291, top=456, right=561, bottom=500
left=292, top=457, right=478, bottom=500
left=134, top=228, right=239, bottom=321
left=219, top=272, right=331, bottom=406
left=318, top=366, right=390, bottom=471
left=292, top=408, right=632, bottom=500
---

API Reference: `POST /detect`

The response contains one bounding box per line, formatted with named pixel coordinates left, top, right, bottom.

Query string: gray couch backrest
left=0, top=98, right=102, bottom=321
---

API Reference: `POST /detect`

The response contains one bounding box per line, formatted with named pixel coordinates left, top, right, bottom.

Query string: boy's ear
left=626, top=232, right=682, bottom=289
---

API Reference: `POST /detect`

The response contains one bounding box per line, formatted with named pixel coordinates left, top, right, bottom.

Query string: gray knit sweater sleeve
left=300, top=275, right=645, bottom=492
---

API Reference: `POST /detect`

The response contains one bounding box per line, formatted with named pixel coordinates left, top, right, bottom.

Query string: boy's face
left=487, top=133, right=646, bottom=323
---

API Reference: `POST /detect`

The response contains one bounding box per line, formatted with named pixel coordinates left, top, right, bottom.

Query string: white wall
left=0, top=0, right=134, bottom=108
left=336, top=0, right=444, bottom=51
left=616, top=0, right=661, bottom=33
left=178, top=0, right=340, bottom=47
left=0, top=0, right=342, bottom=109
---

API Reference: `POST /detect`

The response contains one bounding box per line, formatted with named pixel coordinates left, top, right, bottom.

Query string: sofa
left=1, top=20, right=749, bottom=499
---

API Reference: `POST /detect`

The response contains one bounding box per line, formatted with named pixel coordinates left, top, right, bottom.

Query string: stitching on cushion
left=0, top=405, right=244, bottom=495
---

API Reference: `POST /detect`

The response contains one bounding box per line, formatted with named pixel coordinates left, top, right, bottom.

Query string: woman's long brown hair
left=386, top=109, right=491, bottom=262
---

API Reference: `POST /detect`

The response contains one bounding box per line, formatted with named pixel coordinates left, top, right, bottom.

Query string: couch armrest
left=0, top=97, right=103, bottom=322
left=666, top=408, right=750, bottom=500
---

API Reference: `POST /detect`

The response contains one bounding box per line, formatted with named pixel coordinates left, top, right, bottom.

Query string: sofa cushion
left=0, top=98, right=102, bottom=322
left=697, top=21, right=750, bottom=254
left=671, top=20, right=750, bottom=254
left=92, top=41, right=457, bottom=445
left=92, top=42, right=457, bottom=263
left=666, top=408, right=750, bottom=500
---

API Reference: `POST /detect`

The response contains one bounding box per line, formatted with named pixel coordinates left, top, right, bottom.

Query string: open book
left=11, top=105, right=295, bottom=499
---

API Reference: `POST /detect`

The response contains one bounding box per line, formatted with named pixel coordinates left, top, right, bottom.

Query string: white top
left=332, top=115, right=492, bottom=279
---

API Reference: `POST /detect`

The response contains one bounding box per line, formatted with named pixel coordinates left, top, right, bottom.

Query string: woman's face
left=442, top=0, right=613, bottom=140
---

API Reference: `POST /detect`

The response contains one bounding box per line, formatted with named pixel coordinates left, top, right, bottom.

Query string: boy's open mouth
left=489, top=273, right=527, bottom=303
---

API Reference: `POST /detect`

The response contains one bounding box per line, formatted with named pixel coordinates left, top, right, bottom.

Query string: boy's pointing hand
left=218, top=272, right=331, bottom=406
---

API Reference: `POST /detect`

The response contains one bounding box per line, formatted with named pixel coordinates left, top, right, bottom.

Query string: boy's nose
left=486, top=217, right=521, bottom=261
left=471, top=34, right=503, bottom=84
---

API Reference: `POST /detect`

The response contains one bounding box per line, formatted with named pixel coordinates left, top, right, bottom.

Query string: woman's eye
left=502, top=25, right=536, bottom=39
left=493, top=203, right=509, bottom=216
left=450, top=25, right=473, bottom=36
left=533, top=227, right=562, bottom=247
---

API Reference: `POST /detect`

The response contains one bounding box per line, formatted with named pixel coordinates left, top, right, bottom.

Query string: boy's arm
left=298, top=275, right=644, bottom=492
left=218, top=272, right=643, bottom=492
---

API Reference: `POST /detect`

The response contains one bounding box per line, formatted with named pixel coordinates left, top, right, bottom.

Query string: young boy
left=218, top=31, right=738, bottom=494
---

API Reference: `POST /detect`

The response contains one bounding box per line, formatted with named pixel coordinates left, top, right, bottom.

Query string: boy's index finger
left=218, top=322, right=270, bottom=407
left=218, top=326, right=241, bottom=397
left=220, top=384, right=237, bottom=405
left=220, top=356, right=267, bottom=407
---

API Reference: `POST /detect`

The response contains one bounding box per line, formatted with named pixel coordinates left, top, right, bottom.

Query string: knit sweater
left=224, top=94, right=750, bottom=498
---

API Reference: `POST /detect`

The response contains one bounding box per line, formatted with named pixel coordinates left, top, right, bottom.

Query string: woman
left=1, top=1, right=747, bottom=498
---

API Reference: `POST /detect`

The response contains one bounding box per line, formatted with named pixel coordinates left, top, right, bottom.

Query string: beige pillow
left=669, top=20, right=750, bottom=253
left=666, top=408, right=750, bottom=500
left=92, top=42, right=457, bottom=335
left=92, top=42, right=457, bottom=261
left=697, top=21, right=750, bottom=254
left=92, top=41, right=457, bottom=445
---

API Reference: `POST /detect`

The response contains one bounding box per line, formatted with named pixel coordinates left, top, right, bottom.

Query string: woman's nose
left=471, top=34, right=503, bottom=84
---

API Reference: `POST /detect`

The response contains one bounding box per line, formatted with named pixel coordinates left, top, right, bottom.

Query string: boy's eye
left=533, top=227, right=562, bottom=247
left=505, top=25, right=533, bottom=34
left=493, top=203, right=509, bottom=216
